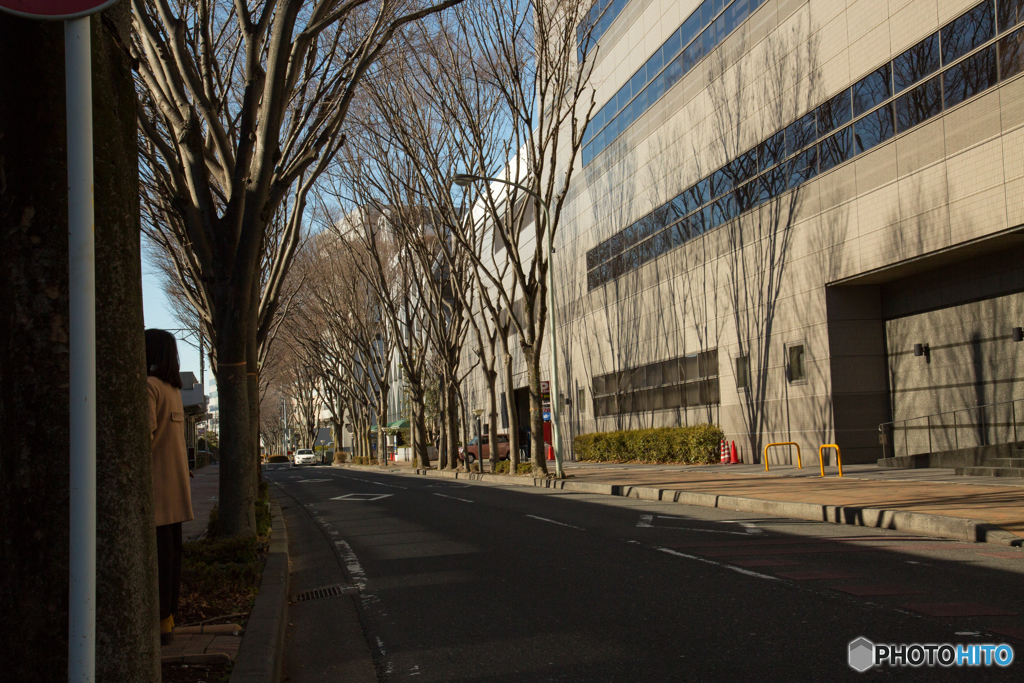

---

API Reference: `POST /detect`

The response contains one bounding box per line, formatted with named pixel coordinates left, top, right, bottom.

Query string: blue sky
left=141, top=263, right=215, bottom=392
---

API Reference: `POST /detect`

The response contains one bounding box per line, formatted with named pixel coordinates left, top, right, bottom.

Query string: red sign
left=0, top=0, right=118, bottom=19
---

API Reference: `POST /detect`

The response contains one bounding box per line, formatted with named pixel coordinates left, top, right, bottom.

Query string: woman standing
left=145, top=329, right=194, bottom=645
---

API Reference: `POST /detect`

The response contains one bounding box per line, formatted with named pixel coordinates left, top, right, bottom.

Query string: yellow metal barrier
left=818, top=444, right=843, bottom=477
left=763, top=442, right=802, bottom=472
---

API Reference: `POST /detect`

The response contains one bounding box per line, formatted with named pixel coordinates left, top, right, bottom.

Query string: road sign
left=0, top=0, right=118, bottom=19
left=540, top=380, right=550, bottom=393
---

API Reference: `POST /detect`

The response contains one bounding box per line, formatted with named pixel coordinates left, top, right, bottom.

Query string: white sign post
left=0, top=3, right=119, bottom=681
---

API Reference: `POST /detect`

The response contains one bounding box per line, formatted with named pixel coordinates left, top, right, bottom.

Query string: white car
left=293, top=448, right=316, bottom=466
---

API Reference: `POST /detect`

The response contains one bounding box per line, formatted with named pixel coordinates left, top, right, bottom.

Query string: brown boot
left=160, top=615, right=174, bottom=645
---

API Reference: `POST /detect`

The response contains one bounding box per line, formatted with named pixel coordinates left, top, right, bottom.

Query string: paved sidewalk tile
left=183, top=463, right=220, bottom=541
left=559, top=463, right=1024, bottom=536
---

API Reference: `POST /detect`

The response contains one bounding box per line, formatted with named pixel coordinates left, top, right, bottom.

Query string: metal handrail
left=878, top=397, right=1022, bottom=431
left=878, top=398, right=1021, bottom=459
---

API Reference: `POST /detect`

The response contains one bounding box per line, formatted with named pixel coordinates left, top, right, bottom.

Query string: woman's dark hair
left=145, top=329, right=183, bottom=389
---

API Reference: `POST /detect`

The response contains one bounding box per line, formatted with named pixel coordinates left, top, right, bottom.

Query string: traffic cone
left=720, top=439, right=728, bottom=464
left=729, top=440, right=740, bottom=464
left=547, top=445, right=555, bottom=461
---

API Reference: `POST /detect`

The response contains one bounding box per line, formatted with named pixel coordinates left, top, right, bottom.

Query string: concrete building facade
left=466, top=0, right=1024, bottom=465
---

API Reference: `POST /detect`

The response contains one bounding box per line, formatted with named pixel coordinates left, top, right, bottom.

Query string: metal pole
left=66, top=16, right=96, bottom=683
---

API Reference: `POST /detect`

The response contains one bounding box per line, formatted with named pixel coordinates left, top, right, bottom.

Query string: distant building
left=179, top=371, right=209, bottom=468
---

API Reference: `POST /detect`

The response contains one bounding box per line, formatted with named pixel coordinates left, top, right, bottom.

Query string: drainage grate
left=291, top=584, right=358, bottom=603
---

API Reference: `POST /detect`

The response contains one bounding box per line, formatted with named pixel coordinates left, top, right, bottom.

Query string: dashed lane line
left=431, top=492, right=474, bottom=503
left=525, top=515, right=585, bottom=530
left=655, top=546, right=779, bottom=581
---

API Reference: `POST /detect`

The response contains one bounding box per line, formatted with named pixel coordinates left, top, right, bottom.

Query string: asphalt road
left=267, top=465, right=1024, bottom=682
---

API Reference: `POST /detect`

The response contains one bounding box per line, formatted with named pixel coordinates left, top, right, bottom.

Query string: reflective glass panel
left=817, top=89, right=852, bottom=137
left=711, top=194, right=737, bottom=227
left=944, top=44, right=997, bottom=108
left=999, top=26, right=1024, bottom=78
left=854, top=103, right=895, bottom=153
left=895, top=75, right=943, bottom=131
left=689, top=178, right=710, bottom=207
left=818, top=125, right=853, bottom=172
left=1000, top=0, right=1024, bottom=32
left=758, top=129, right=786, bottom=171
left=942, top=1, right=995, bottom=65
left=852, top=64, right=892, bottom=116
left=788, top=146, right=818, bottom=188
left=786, top=112, right=817, bottom=156
left=894, top=33, right=941, bottom=93
left=709, top=168, right=731, bottom=199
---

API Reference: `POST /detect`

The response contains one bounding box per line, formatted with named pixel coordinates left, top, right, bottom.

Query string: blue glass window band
left=584, top=1, right=1020, bottom=291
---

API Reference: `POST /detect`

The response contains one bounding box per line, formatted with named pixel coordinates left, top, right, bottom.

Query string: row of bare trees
left=146, top=0, right=599, bottom=518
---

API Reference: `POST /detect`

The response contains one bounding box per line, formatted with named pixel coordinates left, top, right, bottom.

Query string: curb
left=229, top=492, right=289, bottom=683
left=336, top=464, right=1024, bottom=547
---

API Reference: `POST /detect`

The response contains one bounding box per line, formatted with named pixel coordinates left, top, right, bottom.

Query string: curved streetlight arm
left=450, top=173, right=565, bottom=479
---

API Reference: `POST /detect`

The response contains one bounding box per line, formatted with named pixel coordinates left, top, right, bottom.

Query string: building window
left=735, top=355, right=750, bottom=389
left=578, top=388, right=586, bottom=412
left=590, top=349, right=720, bottom=417
left=788, top=344, right=806, bottom=383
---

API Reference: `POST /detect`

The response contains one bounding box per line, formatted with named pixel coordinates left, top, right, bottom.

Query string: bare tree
left=132, top=0, right=465, bottom=536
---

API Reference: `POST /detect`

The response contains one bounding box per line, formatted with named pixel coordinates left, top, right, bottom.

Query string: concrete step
left=982, top=458, right=1024, bottom=468
left=955, top=466, right=1024, bottom=477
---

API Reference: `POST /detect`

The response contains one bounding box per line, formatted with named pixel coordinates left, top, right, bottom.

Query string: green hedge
left=493, top=461, right=533, bottom=475
left=573, top=424, right=725, bottom=464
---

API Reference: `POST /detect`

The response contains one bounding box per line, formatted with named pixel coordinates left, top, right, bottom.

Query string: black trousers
left=156, top=522, right=182, bottom=620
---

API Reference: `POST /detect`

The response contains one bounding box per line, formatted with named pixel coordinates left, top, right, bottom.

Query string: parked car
left=459, top=434, right=510, bottom=463
left=293, top=448, right=316, bottom=466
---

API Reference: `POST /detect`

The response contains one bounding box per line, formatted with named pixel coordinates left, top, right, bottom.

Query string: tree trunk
left=438, top=384, right=448, bottom=470
left=445, top=381, right=459, bottom=471
left=502, top=339, right=520, bottom=474
left=486, top=368, right=499, bottom=474
left=377, top=383, right=389, bottom=466
left=92, top=8, right=163, bottom=678
left=247, top=306, right=261, bottom=490
left=0, top=9, right=161, bottom=680
left=216, top=337, right=256, bottom=536
left=525, top=344, right=549, bottom=475
left=456, top=385, right=471, bottom=472
left=409, top=383, right=429, bottom=468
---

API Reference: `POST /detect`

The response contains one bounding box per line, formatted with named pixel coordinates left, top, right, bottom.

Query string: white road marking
left=431, top=493, right=474, bottom=503
left=656, top=547, right=779, bottom=581
left=331, top=493, right=393, bottom=501
left=637, top=514, right=748, bottom=535
left=525, top=515, right=585, bottom=530
left=334, top=474, right=407, bottom=489
left=297, top=479, right=331, bottom=483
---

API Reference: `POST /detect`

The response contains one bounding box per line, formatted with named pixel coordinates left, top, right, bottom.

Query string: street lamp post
left=451, top=173, right=565, bottom=478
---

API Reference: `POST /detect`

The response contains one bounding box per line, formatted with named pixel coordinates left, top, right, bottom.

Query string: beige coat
left=148, top=376, right=195, bottom=527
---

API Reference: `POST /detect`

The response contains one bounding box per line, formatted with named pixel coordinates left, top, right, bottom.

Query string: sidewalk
left=182, top=462, right=219, bottom=541
left=352, top=458, right=1024, bottom=540
left=558, top=461, right=1024, bottom=537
